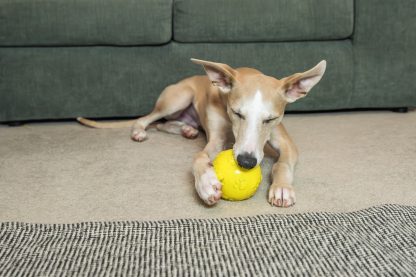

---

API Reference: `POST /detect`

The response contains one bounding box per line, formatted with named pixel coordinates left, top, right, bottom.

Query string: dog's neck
left=218, top=90, right=230, bottom=110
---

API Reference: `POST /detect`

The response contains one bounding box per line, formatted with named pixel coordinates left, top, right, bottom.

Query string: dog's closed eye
left=231, top=109, right=245, bottom=120
left=263, top=117, right=279, bottom=124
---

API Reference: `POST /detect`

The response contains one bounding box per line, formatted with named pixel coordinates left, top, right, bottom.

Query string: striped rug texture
left=0, top=204, right=415, bottom=276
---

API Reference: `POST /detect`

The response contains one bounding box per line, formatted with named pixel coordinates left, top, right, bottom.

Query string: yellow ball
left=213, top=149, right=262, bottom=201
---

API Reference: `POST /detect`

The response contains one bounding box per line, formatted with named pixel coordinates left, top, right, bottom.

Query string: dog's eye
left=232, top=109, right=245, bottom=120
left=263, top=117, right=278, bottom=124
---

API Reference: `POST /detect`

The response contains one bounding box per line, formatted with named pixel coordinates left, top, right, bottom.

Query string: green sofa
left=1, top=0, right=415, bottom=122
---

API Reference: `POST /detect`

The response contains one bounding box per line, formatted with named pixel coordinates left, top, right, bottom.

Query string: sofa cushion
left=174, top=0, right=353, bottom=42
left=0, top=41, right=353, bottom=121
left=0, top=0, right=172, bottom=46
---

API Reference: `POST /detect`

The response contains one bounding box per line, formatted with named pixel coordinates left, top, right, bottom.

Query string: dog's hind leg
left=156, top=121, right=184, bottom=135
left=156, top=121, right=199, bottom=139
left=131, top=84, right=195, bottom=142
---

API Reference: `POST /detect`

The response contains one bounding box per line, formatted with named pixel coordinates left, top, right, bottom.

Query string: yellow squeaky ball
left=213, top=149, right=262, bottom=201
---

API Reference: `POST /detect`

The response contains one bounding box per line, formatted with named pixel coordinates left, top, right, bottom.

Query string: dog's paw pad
left=268, top=186, right=296, bottom=208
left=181, top=125, right=199, bottom=139
left=131, top=130, right=147, bottom=142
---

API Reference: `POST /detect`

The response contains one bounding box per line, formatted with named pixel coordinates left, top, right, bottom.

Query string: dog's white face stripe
left=237, top=90, right=272, bottom=158
left=241, top=90, right=263, bottom=153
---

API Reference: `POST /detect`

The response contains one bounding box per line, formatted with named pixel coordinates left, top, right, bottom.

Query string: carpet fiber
left=0, top=204, right=415, bottom=276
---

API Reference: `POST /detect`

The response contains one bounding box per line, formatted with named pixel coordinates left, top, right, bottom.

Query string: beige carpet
left=1, top=110, right=415, bottom=223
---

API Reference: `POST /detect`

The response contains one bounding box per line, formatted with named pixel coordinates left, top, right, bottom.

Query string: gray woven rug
left=0, top=204, right=415, bottom=276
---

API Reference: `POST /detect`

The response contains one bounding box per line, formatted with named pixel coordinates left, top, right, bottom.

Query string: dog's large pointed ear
left=281, top=60, right=327, bottom=103
left=191, top=58, right=237, bottom=93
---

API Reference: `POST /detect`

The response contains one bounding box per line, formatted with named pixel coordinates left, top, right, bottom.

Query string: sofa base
left=6, top=121, right=25, bottom=127
left=391, top=107, right=409, bottom=113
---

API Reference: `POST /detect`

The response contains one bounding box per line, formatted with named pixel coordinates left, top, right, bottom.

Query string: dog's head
left=192, top=58, right=326, bottom=169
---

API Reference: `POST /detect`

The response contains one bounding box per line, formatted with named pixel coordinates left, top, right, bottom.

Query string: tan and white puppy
left=78, top=59, right=326, bottom=207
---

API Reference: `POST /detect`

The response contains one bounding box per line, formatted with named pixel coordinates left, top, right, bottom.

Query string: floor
left=1, top=110, right=415, bottom=223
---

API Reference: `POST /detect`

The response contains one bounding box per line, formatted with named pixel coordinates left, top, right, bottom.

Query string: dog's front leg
left=268, top=125, right=298, bottom=207
left=193, top=137, right=225, bottom=205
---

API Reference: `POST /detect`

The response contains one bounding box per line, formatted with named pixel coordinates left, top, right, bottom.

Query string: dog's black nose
left=237, top=153, right=257, bottom=169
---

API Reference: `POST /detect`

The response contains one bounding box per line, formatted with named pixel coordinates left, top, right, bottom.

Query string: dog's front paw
left=195, top=169, right=222, bottom=206
left=268, top=185, right=296, bottom=207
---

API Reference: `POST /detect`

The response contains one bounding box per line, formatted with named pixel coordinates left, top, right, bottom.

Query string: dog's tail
left=76, top=117, right=136, bottom=129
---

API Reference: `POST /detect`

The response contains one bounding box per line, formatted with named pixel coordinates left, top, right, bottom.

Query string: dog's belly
left=167, top=104, right=200, bottom=129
